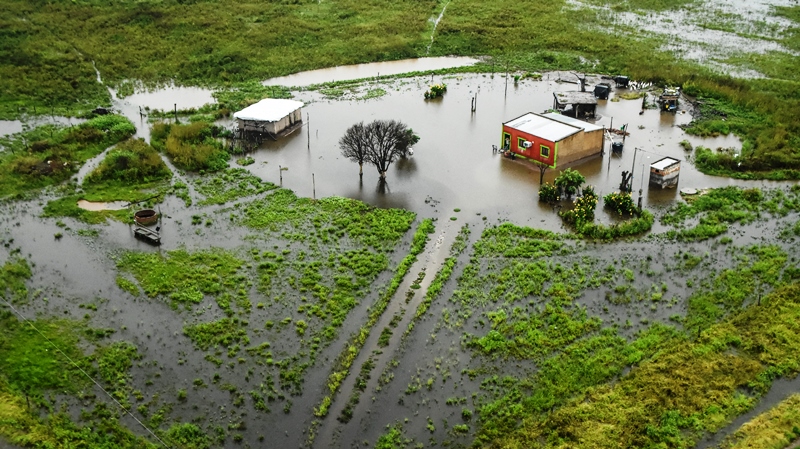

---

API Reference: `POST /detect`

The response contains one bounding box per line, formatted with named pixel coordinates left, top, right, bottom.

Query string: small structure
left=233, top=99, right=304, bottom=139
left=649, top=157, right=681, bottom=188
left=613, top=76, right=629, bottom=88
left=134, top=209, right=158, bottom=226
left=552, top=91, right=597, bottom=118
left=593, top=83, right=612, bottom=100
left=500, top=112, right=603, bottom=168
left=658, top=87, right=680, bottom=112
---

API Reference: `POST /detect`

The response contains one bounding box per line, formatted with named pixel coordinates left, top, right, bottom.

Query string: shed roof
left=651, top=157, right=680, bottom=170
left=233, top=99, right=304, bottom=122
left=504, top=113, right=581, bottom=142
left=553, top=91, right=598, bottom=106
left=542, top=112, right=603, bottom=132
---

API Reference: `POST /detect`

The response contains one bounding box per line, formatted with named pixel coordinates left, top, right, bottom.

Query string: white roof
left=541, top=112, right=603, bottom=132
left=233, top=99, right=304, bottom=122
left=504, top=113, right=581, bottom=142
left=651, top=157, right=680, bottom=170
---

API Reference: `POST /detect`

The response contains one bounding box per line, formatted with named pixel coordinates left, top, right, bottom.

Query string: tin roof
left=542, top=112, right=603, bottom=132
left=233, top=99, right=304, bottom=122
left=504, top=113, right=582, bottom=142
left=553, top=91, right=597, bottom=105
left=651, top=157, right=680, bottom=170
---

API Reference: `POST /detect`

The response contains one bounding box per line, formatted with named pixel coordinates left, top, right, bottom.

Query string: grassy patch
left=722, top=394, right=800, bottom=449
left=0, top=115, right=135, bottom=198
left=192, top=167, right=277, bottom=205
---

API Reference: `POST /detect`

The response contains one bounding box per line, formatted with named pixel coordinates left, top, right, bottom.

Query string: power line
left=0, top=297, right=172, bottom=449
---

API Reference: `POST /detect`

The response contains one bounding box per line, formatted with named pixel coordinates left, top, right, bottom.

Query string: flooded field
left=2, top=58, right=800, bottom=449
left=568, top=0, right=799, bottom=77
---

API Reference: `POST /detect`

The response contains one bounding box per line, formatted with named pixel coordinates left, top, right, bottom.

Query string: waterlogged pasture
left=343, top=201, right=800, bottom=449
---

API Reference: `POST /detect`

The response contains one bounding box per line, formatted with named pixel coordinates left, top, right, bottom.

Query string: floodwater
left=0, top=116, right=86, bottom=139
left=262, top=56, right=479, bottom=87
left=233, top=71, right=778, bottom=230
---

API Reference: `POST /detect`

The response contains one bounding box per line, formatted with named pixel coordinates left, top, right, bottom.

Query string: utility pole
left=307, top=113, right=310, bottom=151
left=638, top=163, right=645, bottom=212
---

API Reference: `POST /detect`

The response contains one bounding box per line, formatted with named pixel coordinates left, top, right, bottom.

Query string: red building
left=500, top=112, right=603, bottom=168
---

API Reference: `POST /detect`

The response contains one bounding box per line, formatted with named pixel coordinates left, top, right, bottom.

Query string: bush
left=604, top=192, right=638, bottom=216
left=85, top=138, right=171, bottom=184
left=161, top=122, right=230, bottom=172
left=539, top=182, right=559, bottom=203
left=424, top=83, right=447, bottom=99
left=560, top=189, right=598, bottom=227
left=555, top=168, right=586, bottom=198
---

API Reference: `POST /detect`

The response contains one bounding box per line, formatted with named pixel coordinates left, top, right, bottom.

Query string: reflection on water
left=262, top=56, right=479, bottom=87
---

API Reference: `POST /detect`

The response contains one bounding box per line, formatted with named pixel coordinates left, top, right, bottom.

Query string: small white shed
left=233, top=99, right=304, bottom=137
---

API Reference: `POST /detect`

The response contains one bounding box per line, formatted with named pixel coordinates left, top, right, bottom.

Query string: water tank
left=612, top=142, right=624, bottom=153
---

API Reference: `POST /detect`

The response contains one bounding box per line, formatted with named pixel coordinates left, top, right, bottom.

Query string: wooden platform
left=134, top=223, right=161, bottom=245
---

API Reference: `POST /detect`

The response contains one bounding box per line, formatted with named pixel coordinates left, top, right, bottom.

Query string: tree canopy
left=339, top=120, right=419, bottom=180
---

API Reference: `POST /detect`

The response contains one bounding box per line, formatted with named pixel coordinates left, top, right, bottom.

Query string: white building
left=233, top=99, right=304, bottom=137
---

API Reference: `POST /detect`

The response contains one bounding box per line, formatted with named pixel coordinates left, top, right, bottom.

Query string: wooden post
left=307, top=113, right=310, bottom=151
left=279, top=165, right=283, bottom=185
left=174, top=104, right=178, bottom=122
left=312, top=173, right=316, bottom=200
left=504, top=62, right=509, bottom=97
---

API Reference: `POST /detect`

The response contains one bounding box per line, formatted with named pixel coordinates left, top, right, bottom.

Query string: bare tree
left=339, top=122, right=370, bottom=177
left=533, top=160, right=549, bottom=184
left=340, top=120, right=419, bottom=181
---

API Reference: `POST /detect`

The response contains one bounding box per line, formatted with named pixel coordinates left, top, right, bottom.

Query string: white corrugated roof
left=651, top=157, right=680, bottom=170
left=233, top=99, right=304, bottom=122
left=504, top=113, right=581, bottom=142
left=541, top=112, right=603, bottom=132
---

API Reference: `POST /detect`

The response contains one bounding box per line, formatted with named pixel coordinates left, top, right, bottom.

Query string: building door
left=502, top=132, right=511, bottom=151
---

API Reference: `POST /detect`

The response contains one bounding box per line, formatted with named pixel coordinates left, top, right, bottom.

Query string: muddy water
left=262, top=56, right=479, bottom=87
left=237, top=72, right=782, bottom=231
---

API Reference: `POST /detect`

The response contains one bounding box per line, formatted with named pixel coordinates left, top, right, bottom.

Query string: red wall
left=501, top=125, right=556, bottom=167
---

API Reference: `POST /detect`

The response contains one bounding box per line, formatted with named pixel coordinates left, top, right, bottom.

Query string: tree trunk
left=359, top=163, right=363, bottom=176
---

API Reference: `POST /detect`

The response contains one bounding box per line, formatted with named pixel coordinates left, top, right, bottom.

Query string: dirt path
left=313, top=216, right=462, bottom=448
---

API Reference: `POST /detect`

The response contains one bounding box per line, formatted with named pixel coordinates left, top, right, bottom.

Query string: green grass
left=722, top=394, right=800, bottom=449
left=490, top=282, right=800, bottom=449
left=661, top=187, right=800, bottom=241
left=192, top=167, right=278, bottom=205
left=0, top=115, right=135, bottom=198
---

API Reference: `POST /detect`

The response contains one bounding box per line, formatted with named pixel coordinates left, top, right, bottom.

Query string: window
left=518, top=137, right=527, bottom=151
left=540, top=145, right=550, bottom=158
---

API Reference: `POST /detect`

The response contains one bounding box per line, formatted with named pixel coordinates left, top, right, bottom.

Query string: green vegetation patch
left=492, top=282, right=800, bottom=448
left=116, top=248, right=246, bottom=307
left=0, top=115, right=135, bottom=198
left=151, top=122, right=229, bottom=172
left=0, top=257, right=32, bottom=303
left=192, top=167, right=278, bottom=205
left=85, top=138, right=172, bottom=185
left=722, top=394, right=800, bottom=449
left=238, top=189, right=415, bottom=249
left=661, top=186, right=800, bottom=241
left=184, top=317, right=250, bottom=352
